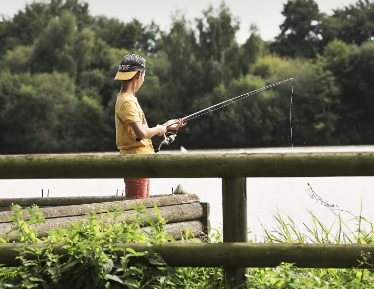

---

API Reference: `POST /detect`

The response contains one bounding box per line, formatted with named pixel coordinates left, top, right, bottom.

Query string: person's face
left=135, top=70, right=145, bottom=92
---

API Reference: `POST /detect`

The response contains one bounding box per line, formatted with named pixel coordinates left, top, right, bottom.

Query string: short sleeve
left=118, top=100, right=141, bottom=123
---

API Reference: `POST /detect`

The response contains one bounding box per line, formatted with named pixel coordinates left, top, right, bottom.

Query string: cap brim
left=114, top=71, right=138, bottom=80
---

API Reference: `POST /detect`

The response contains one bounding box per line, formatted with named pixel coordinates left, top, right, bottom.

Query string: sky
left=1, top=0, right=357, bottom=43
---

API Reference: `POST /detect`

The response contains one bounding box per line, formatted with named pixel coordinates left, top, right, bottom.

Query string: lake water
left=1, top=145, right=374, bottom=241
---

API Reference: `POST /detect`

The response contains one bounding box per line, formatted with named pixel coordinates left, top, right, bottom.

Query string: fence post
left=222, top=178, right=248, bottom=288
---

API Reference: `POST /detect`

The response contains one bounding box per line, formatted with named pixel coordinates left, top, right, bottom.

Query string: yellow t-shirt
left=115, top=93, right=154, bottom=154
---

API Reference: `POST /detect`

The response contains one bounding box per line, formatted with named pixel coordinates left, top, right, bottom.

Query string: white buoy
left=173, top=184, right=187, bottom=194
left=180, top=146, right=188, bottom=153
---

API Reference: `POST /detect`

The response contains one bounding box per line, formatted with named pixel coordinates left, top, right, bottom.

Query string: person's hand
left=164, top=118, right=187, bottom=130
left=156, top=124, right=167, bottom=136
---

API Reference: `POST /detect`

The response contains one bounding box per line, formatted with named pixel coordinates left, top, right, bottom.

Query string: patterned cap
left=114, top=54, right=146, bottom=80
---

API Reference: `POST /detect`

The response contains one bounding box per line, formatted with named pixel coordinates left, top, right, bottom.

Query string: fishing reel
left=155, top=131, right=177, bottom=153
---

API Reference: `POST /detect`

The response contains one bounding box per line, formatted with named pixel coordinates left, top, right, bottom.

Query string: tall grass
left=1, top=203, right=374, bottom=288
left=245, top=207, right=374, bottom=288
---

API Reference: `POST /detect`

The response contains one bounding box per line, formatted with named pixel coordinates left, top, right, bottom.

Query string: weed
left=1, top=202, right=374, bottom=288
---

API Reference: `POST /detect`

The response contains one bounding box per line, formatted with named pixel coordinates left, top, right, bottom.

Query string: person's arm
left=130, top=122, right=166, bottom=139
left=163, top=119, right=187, bottom=130
left=131, top=119, right=186, bottom=140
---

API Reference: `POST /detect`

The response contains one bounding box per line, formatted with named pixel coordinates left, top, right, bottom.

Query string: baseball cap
left=114, top=54, right=146, bottom=80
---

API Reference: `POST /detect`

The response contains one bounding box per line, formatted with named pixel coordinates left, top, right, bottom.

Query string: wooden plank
left=0, top=195, right=127, bottom=207
left=200, top=202, right=210, bottom=218
left=0, top=194, right=200, bottom=223
left=1, top=152, right=374, bottom=179
left=1, top=203, right=204, bottom=241
left=142, top=220, right=205, bottom=241
left=0, top=194, right=174, bottom=208
left=199, top=217, right=211, bottom=236
left=1, top=242, right=374, bottom=268
left=222, top=178, right=248, bottom=288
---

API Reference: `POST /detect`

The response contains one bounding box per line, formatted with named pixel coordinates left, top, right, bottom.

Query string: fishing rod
left=168, top=78, right=293, bottom=129
left=138, top=78, right=294, bottom=152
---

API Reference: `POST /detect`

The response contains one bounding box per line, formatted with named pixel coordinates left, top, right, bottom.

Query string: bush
left=1, top=203, right=374, bottom=288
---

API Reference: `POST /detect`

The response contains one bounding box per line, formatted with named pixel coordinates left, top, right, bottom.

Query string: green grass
left=0, top=204, right=374, bottom=288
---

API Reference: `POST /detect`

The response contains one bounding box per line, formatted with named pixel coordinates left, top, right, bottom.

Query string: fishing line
left=290, top=78, right=293, bottom=149
left=307, top=183, right=354, bottom=216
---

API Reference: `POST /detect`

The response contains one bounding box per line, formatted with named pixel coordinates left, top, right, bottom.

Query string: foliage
left=239, top=25, right=264, bottom=76
left=333, top=41, right=374, bottom=144
left=270, top=0, right=323, bottom=58
left=2, top=203, right=374, bottom=288
left=92, top=17, right=160, bottom=54
left=329, top=0, right=374, bottom=45
left=1, top=0, right=374, bottom=153
left=0, top=0, right=91, bottom=57
left=0, top=203, right=194, bottom=288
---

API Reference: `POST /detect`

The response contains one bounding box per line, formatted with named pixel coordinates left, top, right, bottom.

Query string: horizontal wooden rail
left=1, top=243, right=373, bottom=268
left=1, top=152, right=374, bottom=179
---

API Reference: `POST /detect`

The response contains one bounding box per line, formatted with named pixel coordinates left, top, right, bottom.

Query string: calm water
left=1, top=145, right=374, bottom=240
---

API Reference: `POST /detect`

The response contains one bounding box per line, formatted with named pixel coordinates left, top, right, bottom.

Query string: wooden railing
left=1, top=152, right=374, bottom=288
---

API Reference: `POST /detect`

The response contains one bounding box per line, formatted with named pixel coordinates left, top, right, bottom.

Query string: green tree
left=0, top=45, right=33, bottom=74
left=270, top=0, right=323, bottom=58
left=330, top=0, right=374, bottom=45
left=185, top=76, right=283, bottom=149
left=0, top=2, right=50, bottom=56
left=159, top=12, right=202, bottom=120
left=0, top=71, right=77, bottom=153
left=195, top=3, right=240, bottom=90
left=239, top=24, right=264, bottom=75
left=317, top=39, right=351, bottom=78
left=48, top=0, right=92, bottom=31
left=92, top=17, right=160, bottom=53
left=270, top=57, right=340, bottom=146
left=30, top=10, right=96, bottom=77
left=0, top=70, right=114, bottom=154
left=334, top=41, right=374, bottom=144
left=70, top=95, right=113, bottom=151
left=0, top=1, right=91, bottom=57
left=161, top=12, right=198, bottom=84
left=30, top=10, right=77, bottom=76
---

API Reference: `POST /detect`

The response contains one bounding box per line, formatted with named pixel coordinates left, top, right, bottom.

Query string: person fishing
left=114, top=53, right=186, bottom=200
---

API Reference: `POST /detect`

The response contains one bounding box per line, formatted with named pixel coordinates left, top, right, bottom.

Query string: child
left=114, top=53, right=185, bottom=200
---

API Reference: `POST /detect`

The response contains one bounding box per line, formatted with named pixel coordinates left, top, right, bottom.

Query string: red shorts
left=124, top=178, right=150, bottom=200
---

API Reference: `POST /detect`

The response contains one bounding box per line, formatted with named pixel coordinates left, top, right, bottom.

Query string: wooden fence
left=1, top=152, right=374, bottom=288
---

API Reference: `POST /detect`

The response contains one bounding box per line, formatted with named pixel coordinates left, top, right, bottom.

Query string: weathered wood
left=222, top=178, right=248, bottom=288
left=1, top=152, right=374, bottom=179
left=199, top=218, right=211, bottom=236
left=0, top=194, right=174, bottom=209
left=1, top=243, right=374, bottom=268
left=0, top=195, right=128, bottom=208
left=1, top=203, right=204, bottom=241
left=222, top=178, right=247, bottom=243
left=0, top=194, right=200, bottom=223
left=177, top=238, right=203, bottom=244
left=199, top=202, right=211, bottom=236
left=142, top=220, right=205, bottom=241
left=200, top=202, right=210, bottom=218
left=0, top=243, right=69, bottom=267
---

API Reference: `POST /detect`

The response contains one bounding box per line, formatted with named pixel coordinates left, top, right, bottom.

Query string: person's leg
left=145, top=178, right=150, bottom=198
left=124, top=178, right=150, bottom=200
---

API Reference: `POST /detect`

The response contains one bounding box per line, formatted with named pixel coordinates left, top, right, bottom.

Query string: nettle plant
left=0, top=203, right=209, bottom=289
left=2, top=203, right=374, bottom=289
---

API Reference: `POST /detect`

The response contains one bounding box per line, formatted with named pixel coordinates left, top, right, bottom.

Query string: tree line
left=0, top=0, right=374, bottom=154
